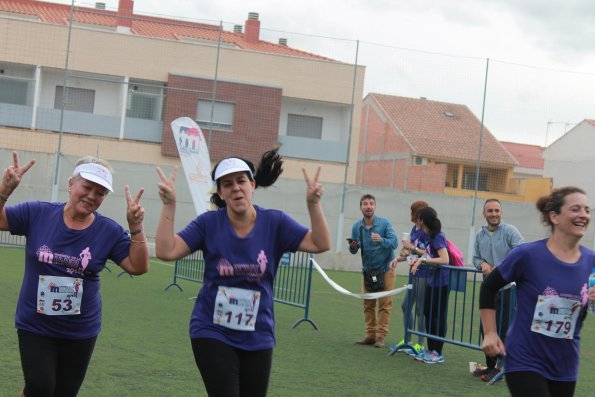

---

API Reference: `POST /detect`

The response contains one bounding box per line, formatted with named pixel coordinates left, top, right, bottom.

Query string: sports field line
left=150, top=258, right=175, bottom=267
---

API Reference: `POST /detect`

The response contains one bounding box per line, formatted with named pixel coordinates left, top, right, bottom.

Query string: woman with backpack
left=410, top=206, right=450, bottom=364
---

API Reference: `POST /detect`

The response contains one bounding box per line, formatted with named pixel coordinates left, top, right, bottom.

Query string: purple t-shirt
left=178, top=205, right=308, bottom=350
left=499, top=239, right=593, bottom=381
left=6, top=201, right=130, bottom=339
left=425, top=231, right=449, bottom=286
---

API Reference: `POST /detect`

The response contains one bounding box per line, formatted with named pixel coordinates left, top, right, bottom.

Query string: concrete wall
left=4, top=147, right=586, bottom=275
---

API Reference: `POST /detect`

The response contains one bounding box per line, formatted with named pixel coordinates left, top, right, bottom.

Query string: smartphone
left=346, top=238, right=359, bottom=247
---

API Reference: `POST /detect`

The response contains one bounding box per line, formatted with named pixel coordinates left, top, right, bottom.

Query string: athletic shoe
left=472, top=367, right=490, bottom=377
left=406, top=343, right=425, bottom=357
left=415, top=350, right=445, bottom=364
left=480, top=368, right=500, bottom=382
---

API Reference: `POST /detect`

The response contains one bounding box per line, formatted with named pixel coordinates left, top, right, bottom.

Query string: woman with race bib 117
left=155, top=148, right=330, bottom=397
left=480, top=186, right=595, bottom=397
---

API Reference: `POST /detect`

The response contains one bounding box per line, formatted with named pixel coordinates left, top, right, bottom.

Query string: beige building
left=0, top=0, right=365, bottom=183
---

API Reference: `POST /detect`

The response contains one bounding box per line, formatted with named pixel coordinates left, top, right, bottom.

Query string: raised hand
left=156, top=166, right=178, bottom=205
left=125, top=185, right=145, bottom=226
left=302, top=166, right=323, bottom=205
left=2, top=151, right=36, bottom=194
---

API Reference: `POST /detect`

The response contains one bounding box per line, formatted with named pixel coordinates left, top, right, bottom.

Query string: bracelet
left=0, top=193, right=8, bottom=202
left=130, top=228, right=143, bottom=236
left=131, top=239, right=146, bottom=244
left=163, top=215, right=174, bottom=221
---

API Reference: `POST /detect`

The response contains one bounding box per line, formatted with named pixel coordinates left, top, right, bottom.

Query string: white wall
left=38, top=70, right=123, bottom=116
left=543, top=121, right=595, bottom=200
left=279, top=98, right=351, bottom=141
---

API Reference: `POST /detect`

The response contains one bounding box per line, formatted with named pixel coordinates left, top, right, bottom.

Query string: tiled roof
left=500, top=141, right=544, bottom=170
left=368, top=93, right=517, bottom=166
left=0, top=0, right=332, bottom=60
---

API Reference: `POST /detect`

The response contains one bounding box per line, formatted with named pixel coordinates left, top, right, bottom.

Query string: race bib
left=213, top=286, right=261, bottom=331
left=37, top=275, right=83, bottom=316
left=531, top=294, right=581, bottom=339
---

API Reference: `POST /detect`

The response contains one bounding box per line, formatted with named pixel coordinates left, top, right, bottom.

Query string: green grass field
left=1, top=246, right=594, bottom=396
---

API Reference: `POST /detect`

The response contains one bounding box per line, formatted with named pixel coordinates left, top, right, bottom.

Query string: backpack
left=446, top=240, right=465, bottom=267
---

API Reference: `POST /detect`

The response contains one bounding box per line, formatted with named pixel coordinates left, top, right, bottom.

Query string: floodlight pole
left=335, top=40, right=359, bottom=251
left=50, top=0, right=75, bottom=202
left=467, top=57, right=489, bottom=262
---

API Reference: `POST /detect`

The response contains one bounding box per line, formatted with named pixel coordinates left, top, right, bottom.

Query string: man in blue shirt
left=473, top=198, right=523, bottom=381
left=349, top=194, right=397, bottom=348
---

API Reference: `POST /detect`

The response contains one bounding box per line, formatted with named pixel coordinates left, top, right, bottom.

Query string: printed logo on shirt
left=217, top=249, right=268, bottom=281
left=36, top=245, right=93, bottom=276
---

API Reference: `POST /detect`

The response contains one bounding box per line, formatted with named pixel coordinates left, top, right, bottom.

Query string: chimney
left=278, top=38, right=287, bottom=46
left=117, top=0, right=134, bottom=30
left=233, top=24, right=243, bottom=34
left=95, top=2, right=106, bottom=9
left=244, top=12, right=260, bottom=43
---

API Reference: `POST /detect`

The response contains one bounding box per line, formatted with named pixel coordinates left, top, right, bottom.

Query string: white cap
left=72, top=163, right=113, bottom=192
left=213, top=158, right=253, bottom=181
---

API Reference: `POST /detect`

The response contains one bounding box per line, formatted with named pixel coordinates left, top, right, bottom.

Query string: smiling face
left=483, top=200, right=502, bottom=230
left=67, top=176, right=109, bottom=217
left=550, top=192, right=590, bottom=239
left=360, top=198, right=376, bottom=219
left=218, top=171, right=256, bottom=215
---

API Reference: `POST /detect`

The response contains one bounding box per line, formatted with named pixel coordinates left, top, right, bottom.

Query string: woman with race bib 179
left=480, top=186, right=595, bottom=397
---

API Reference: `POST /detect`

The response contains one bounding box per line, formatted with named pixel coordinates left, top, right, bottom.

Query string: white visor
left=73, top=163, right=113, bottom=192
left=214, top=158, right=253, bottom=181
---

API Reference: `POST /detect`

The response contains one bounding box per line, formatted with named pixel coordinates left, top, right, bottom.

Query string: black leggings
left=424, top=285, right=449, bottom=354
left=17, top=329, right=97, bottom=397
left=506, top=371, right=576, bottom=397
left=191, top=337, right=273, bottom=397
left=486, top=288, right=512, bottom=368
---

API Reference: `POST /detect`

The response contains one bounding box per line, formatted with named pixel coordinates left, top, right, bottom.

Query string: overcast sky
left=48, top=0, right=595, bottom=146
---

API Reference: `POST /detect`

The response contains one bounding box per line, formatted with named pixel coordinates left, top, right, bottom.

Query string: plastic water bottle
left=590, top=268, right=595, bottom=314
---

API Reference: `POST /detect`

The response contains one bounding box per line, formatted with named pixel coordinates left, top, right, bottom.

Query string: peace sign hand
left=2, top=151, right=36, bottom=194
left=302, top=166, right=324, bottom=205
left=156, top=166, right=178, bottom=205
left=125, top=185, right=145, bottom=226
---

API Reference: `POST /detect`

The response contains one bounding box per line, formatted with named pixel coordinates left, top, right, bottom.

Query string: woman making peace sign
left=155, top=148, right=330, bottom=397
left=0, top=151, right=149, bottom=397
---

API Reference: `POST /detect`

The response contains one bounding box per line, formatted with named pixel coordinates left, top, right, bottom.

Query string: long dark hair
left=210, top=148, right=284, bottom=208
left=417, top=206, right=440, bottom=237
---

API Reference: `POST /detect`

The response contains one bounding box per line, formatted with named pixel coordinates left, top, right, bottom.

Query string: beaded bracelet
left=130, top=228, right=143, bottom=236
left=131, top=239, right=146, bottom=244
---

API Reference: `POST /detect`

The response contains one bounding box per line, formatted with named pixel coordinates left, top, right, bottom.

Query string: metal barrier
left=164, top=250, right=318, bottom=329
left=0, top=230, right=25, bottom=247
left=390, top=264, right=515, bottom=384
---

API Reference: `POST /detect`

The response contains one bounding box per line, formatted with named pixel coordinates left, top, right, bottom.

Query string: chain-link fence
left=2, top=1, right=595, bottom=261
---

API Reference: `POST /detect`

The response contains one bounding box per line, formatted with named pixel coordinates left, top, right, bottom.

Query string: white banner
left=170, top=117, right=212, bottom=215
left=311, top=259, right=411, bottom=299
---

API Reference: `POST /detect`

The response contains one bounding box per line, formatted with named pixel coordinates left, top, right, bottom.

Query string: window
left=126, top=81, right=164, bottom=120
left=0, top=77, right=32, bottom=105
left=54, top=86, right=95, bottom=113
left=196, top=100, right=234, bottom=132
left=462, top=171, right=487, bottom=191
left=286, top=114, right=323, bottom=139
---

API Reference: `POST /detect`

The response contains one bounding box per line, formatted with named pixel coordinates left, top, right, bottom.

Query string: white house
left=543, top=119, right=595, bottom=199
